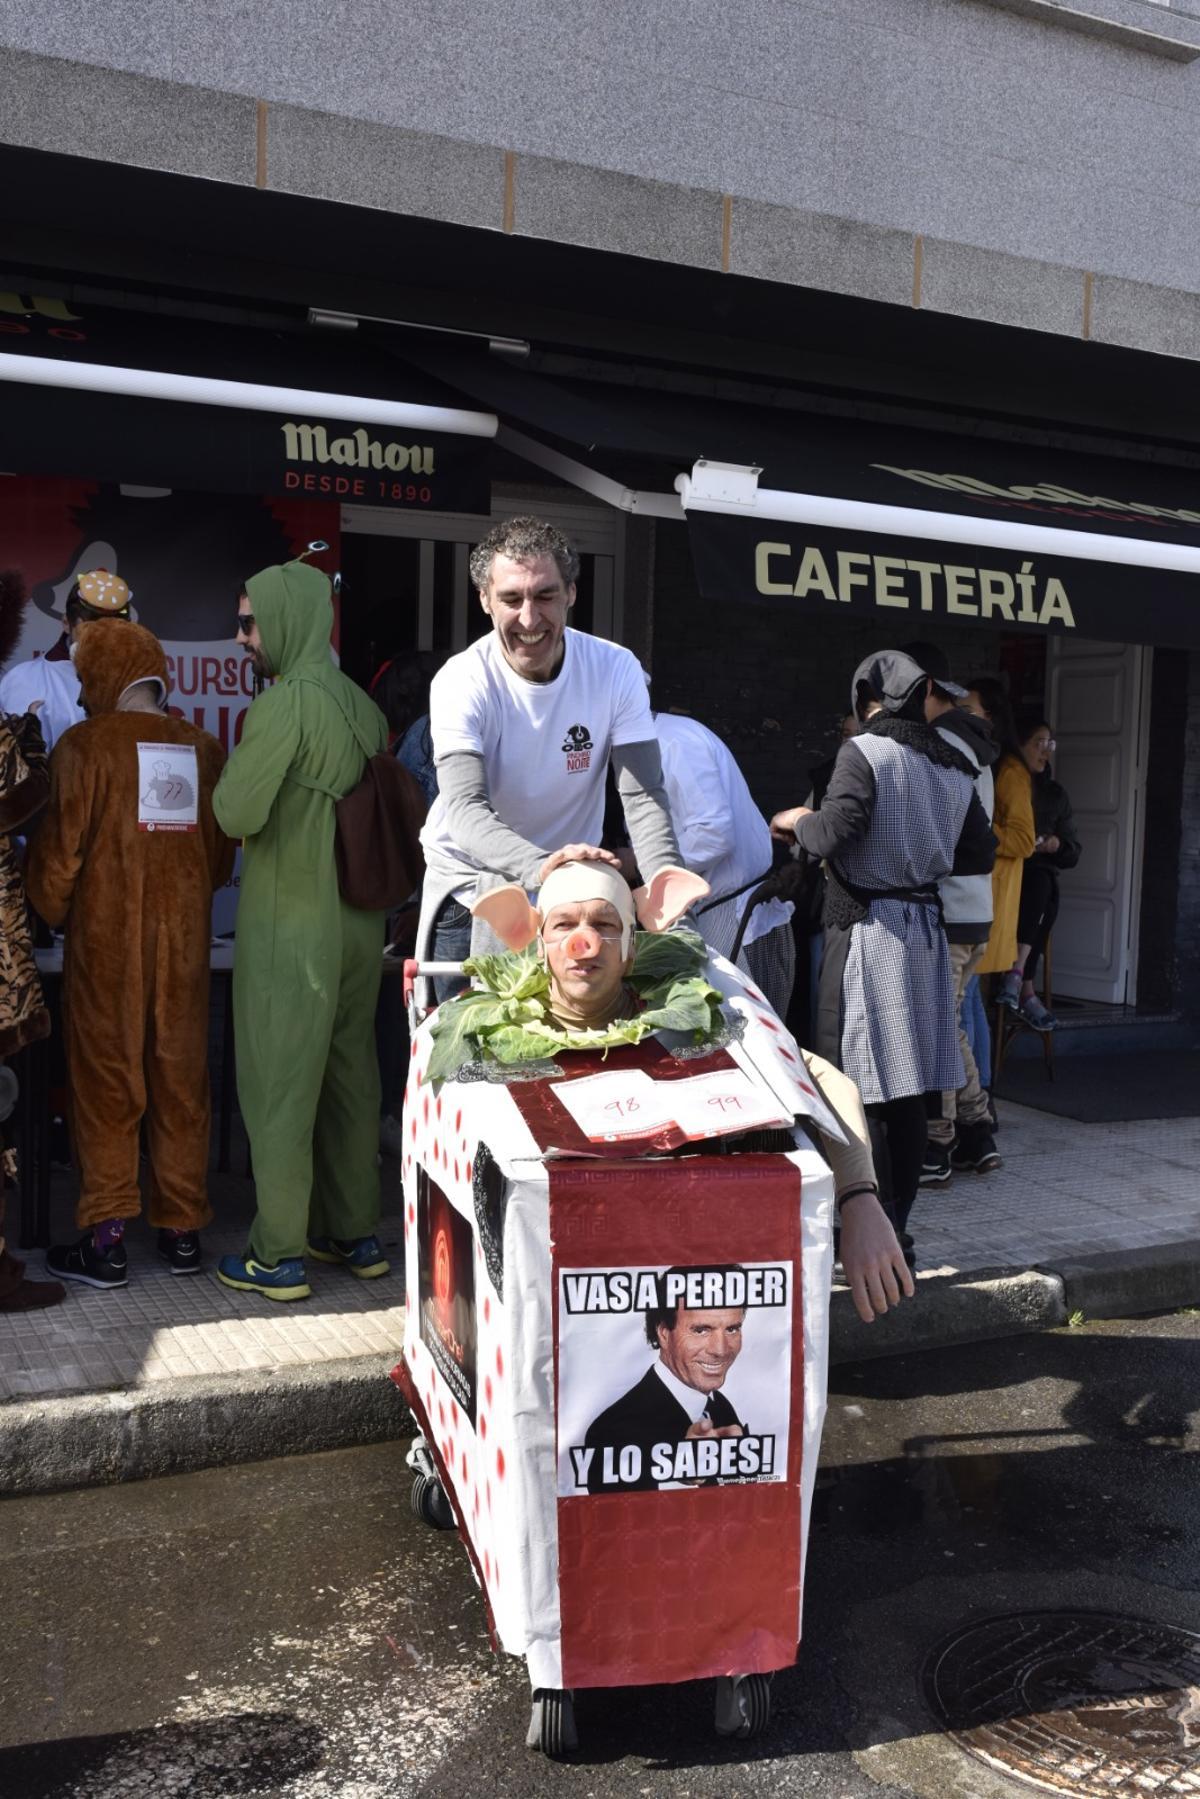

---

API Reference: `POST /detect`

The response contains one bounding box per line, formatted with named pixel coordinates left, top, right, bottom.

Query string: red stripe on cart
left=549, top=1156, right=804, bottom=1689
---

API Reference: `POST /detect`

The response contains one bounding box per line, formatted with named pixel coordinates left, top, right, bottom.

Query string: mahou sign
left=0, top=300, right=492, bottom=514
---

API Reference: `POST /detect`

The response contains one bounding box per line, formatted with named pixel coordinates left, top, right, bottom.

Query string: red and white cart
left=391, top=952, right=837, bottom=1755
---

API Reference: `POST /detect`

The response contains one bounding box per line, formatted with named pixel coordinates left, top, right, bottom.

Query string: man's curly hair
left=468, top=515, right=580, bottom=594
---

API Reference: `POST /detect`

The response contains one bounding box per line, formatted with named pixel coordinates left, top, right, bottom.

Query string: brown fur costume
left=26, top=620, right=234, bottom=1230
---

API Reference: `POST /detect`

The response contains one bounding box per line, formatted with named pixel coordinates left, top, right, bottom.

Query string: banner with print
left=550, top=1156, right=805, bottom=1690
left=557, top=1260, right=792, bottom=1497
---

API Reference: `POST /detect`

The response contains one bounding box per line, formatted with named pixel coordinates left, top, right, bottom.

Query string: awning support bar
left=675, top=460, right=1200, bottom=577
left=497, top=424, right=684, bottom=518
left=0, top=352, right=499, bottom=439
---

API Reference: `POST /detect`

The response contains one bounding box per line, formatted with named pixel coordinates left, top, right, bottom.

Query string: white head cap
left=537, top=860, right=637, bottom=957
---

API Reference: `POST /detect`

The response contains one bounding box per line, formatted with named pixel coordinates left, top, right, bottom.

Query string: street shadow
left=421, top=1322, right=1199, bottom=1780
left=831, top=1318, right=1198, bottom=1450
left=0, top=1710, right=323, bottom=1799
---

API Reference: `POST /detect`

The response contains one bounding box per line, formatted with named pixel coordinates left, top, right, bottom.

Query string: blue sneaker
left=306, top=1235, right=390, bottom=1279
left=217, top=1252, right=311, bottom=1301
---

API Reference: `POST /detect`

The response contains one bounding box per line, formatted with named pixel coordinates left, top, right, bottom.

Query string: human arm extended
left=801, top=1050, right=914, bottom=1324
left=779, top=743, right=875, bottom=861
left=952, top=790, right=998, bottom=875
left=437, top=750, right=548, bottom=889
left=212, top=688, right=301, bottom=840
left=612, top=738, right=680, bottom=880
left=25, top=736, right=89, bottom=927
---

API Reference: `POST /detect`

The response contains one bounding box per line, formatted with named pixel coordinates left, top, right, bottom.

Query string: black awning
left=408, top=347, right=1200, bottom=645
left=0, top=301, right=496, bottom=514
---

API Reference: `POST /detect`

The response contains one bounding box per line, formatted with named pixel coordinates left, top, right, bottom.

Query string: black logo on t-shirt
left=562, top=722, right=593, bottom=774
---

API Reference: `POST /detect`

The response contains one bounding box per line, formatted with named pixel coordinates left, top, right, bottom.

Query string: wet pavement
left=0, top=1311, right=1196, bottom=1798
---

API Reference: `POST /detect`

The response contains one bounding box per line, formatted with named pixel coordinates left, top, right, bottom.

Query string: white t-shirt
left=422, top=628, right=654, bottom=890
left=654, top=712, right=792, bottom=956
left=0, top=656, right=84, bottom=753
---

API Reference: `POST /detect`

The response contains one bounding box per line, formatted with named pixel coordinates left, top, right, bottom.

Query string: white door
left=1045, top=638, right=1150, bottom=1005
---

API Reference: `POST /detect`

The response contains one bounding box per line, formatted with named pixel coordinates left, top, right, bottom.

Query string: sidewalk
left=2, top=1100, right=1197, bottom=1494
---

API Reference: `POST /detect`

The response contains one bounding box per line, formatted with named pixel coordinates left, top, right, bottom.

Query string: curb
left=829, top=1267, right=1066, bottom=1365
left=1037, top=1238, right=1200, bottom=1319
left=0, top=1352, right=415, bottom=1499
left=3, top=1243, right=1196, bottom=1496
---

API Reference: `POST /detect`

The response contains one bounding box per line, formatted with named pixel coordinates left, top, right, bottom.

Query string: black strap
left=825, top=859, right=945, bottom=931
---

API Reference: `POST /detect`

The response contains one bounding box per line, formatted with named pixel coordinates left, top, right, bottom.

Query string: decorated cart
left=391, top=937, right=839, bottom=1755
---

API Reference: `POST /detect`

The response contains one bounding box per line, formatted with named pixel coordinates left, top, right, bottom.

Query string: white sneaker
left=379, top=1113, right=406, bottom=1158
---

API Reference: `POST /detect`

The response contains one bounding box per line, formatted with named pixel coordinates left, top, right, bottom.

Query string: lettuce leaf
left=426, top=925, right=725, bottom=1081
left=463, top=946, right=548, bottom=1002
left=631, top=926, right=708, bottom=986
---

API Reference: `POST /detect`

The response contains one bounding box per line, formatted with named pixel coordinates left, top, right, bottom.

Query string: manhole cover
left=924, top=1610, right=1200, bottom=1796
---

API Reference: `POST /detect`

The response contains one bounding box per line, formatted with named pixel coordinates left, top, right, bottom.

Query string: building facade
left=2, top=0, right=1200, bottom=1036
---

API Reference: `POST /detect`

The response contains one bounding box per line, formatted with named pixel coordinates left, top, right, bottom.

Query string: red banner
left=550, top=1156, right=804, bottom=1689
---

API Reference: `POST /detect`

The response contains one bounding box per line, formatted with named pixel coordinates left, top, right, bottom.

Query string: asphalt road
left=1, top=1311, right=1197, bottom=1798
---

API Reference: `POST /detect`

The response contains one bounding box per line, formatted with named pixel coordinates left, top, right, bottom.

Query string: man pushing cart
left=392, top=857, right=912, bottom=1754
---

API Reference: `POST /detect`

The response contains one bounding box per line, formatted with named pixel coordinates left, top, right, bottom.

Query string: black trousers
left=1016, top=864, right=1059, bottom=986
left=865, top=1094, right=927, bottom=1236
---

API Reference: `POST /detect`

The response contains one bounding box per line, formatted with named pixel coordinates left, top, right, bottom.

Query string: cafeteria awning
left=405, top=344, right=1200, bottom=646
left=0, top=301, right=497, bottom=514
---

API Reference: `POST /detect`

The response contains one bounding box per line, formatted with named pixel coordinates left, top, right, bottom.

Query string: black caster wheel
left=526, top=1688, right=578, bottom=1757
left=714, top=1671, right=772, bottom=1738
left=410, top=1473, right=455, bottom=1529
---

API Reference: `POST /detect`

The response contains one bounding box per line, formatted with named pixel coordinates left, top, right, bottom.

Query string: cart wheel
left=714, top=1672, right=772, bottom=1739
left=410, top=1473, right=455, bottom=1530
left=526, top=1688, right=577, bottom=1757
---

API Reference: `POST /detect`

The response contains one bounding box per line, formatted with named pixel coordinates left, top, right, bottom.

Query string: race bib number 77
left=137, top=741, right=199, bottom=833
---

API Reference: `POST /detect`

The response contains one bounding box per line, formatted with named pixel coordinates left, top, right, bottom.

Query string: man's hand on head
left=838, top=1190, right=915, bottom=1324
left=537, top=843, right=623, bottom=884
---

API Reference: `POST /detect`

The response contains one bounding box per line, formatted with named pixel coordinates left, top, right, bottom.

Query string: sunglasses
left=237, top=612, right=255, bottom=634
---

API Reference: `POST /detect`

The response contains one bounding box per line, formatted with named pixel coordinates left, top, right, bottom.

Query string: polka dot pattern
left=400, top=1029, right=513, bottom=1630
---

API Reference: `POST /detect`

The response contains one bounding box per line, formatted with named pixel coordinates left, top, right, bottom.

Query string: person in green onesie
left=214, top=558, right=390, bottom=1301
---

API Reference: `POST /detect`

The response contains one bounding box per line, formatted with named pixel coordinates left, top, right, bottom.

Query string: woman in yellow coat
left=964, top=678, right=1036, bottom=977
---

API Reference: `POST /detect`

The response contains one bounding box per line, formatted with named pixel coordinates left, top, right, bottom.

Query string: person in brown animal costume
left=0, top=567, right=62, bottom=1311
left=27, top=619, right=234, bottom=1289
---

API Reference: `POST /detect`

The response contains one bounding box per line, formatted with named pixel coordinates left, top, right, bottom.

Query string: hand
left=26, top=700, right=43, bottom=716
left=684, top=1418, right=744, bottom=1440
left=537, top=843, right=622, bottom=883
left=769, top=805, right=811, bottom=842
left=1041, top=834, right=1060, bottom=854
left=838, top=1189, right=915, bottom=1324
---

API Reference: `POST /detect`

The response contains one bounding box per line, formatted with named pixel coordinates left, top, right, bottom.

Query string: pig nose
left=566, top=928, right=601, bottom=958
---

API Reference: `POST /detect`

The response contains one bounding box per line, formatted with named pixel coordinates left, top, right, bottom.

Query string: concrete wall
left=5, top=1, right=1200, bottom=355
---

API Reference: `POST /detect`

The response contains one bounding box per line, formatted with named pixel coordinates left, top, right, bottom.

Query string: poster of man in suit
left=557, top=1262, right=793, bottom=1496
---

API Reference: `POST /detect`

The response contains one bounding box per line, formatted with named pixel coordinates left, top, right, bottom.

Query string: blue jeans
left=961, top=974, right=991, bottom=1090
left=432, top=897, right=472, bottom=1003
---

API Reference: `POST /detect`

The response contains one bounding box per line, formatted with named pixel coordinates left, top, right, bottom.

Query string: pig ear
left=470, top=884, right=540, bottom=951
left=632, top=866, right=711, bottom=933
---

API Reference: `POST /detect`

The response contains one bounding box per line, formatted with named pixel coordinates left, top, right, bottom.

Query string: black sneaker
left=919, top=1142, right=953, bottom=1185
left=46, top=1231, right=129, bottom=1290
left=157, top=1230, right=203, bottom=1276
left=950, top=1123, right=1002, bottom=1174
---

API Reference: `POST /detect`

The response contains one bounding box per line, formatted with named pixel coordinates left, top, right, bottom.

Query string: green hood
left=246, top=559, right=334, bottom=677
